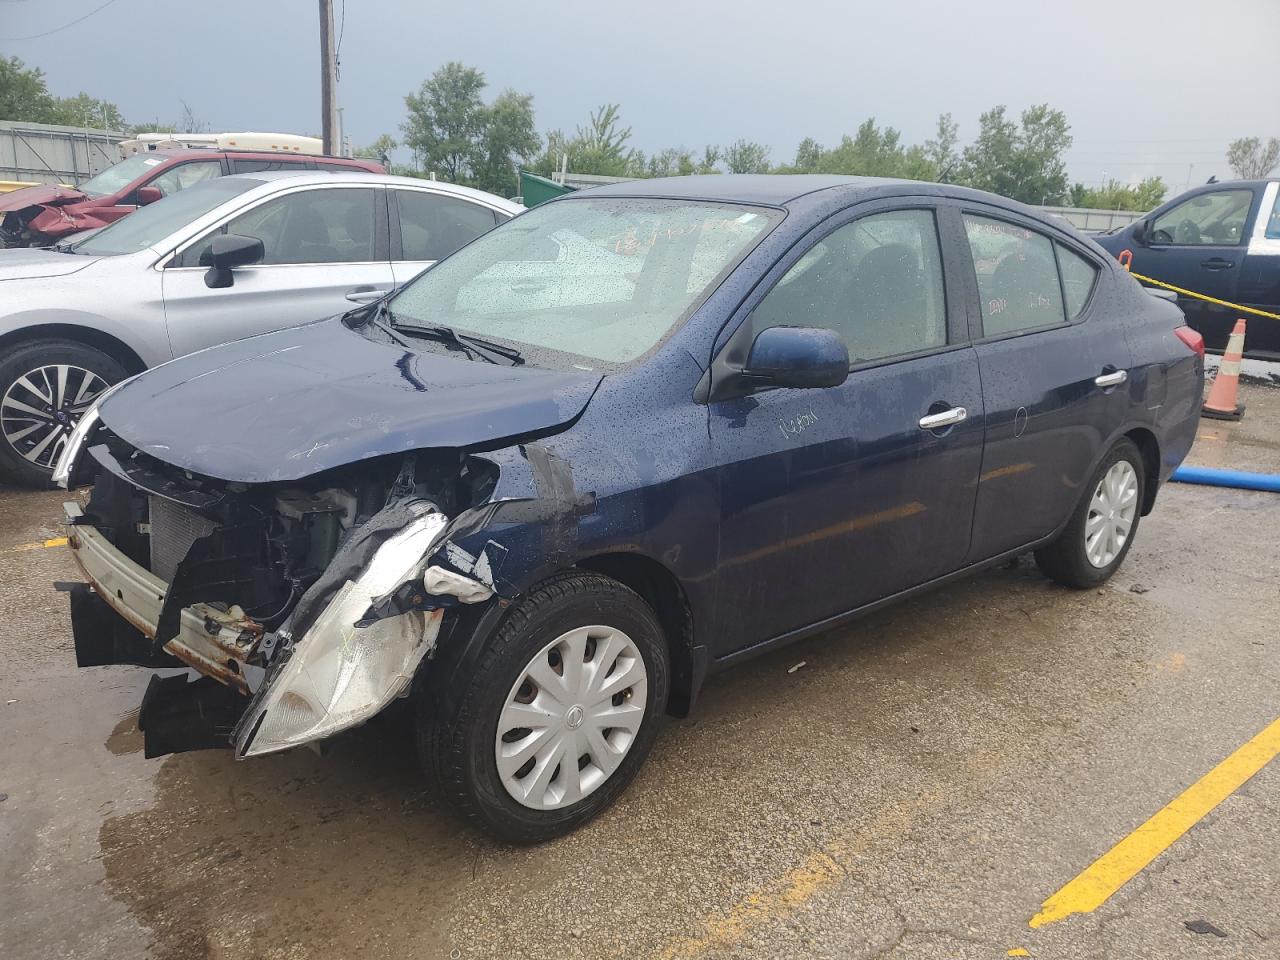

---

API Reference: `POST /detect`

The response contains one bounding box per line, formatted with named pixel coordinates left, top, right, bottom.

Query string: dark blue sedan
left=57, top=175, right=1204, bottom=842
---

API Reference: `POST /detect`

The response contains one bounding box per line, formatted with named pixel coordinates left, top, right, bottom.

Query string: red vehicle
left=0, top=149, right=385, bottom=247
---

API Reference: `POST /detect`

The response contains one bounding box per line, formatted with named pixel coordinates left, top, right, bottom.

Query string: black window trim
left=957, top=203, right=1102, bottom=345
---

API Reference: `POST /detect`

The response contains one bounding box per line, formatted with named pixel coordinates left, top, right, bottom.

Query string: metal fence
left=0, top=120, right=124, bottom=187
left=1038, top=205, right=1146, bottom=233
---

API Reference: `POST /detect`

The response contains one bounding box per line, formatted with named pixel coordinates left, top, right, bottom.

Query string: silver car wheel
left=495, top=625, right=648, bottom=811
left=1, top=364, right=107, bottom=468
left=1085, top=460, right=1139, bottom=568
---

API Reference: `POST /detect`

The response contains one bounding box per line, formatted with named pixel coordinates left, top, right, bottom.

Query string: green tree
left=355, top=133, right=398, bottom=165
left=792, top=137, right=823, bottom=173
left=53, top=92, right=126, bottom=130
left=1226, top=136, right=1280, bottom=179
left=1069, top=177, right=1166, bottom=212
left=723, top=139, right=770, bottom=174
left=923, top=113, right=959, bottom=180
left=0, top=56, right=60, bottom=123
left=569, top=103, right=634, bottom=176
left=402, top=62, right=488, bottom=182
left=474, top=90, right=540, bottom=196
left=956, top=104, right=1072, bottom=204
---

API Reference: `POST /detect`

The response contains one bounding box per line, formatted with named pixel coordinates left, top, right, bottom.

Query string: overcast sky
left=4, top=0, right=1276, bottom=192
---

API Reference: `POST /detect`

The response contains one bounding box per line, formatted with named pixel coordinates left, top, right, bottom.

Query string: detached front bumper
left=65, top=501, right=261, bottom=694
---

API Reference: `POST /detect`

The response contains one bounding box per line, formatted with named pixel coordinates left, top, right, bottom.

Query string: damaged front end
left=62, top=431, right=500, bottom=760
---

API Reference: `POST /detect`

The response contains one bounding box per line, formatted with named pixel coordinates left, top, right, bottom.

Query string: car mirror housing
left=1130, top=218, right=1148, bottom=246
left=204, top=234, right=265, bottom=289
left=744, top=326, right=849, bottom=390
left=136, top=186, right=163, bottom=206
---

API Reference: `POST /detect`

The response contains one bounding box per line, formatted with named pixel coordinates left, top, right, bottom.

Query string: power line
left=0, top=0, right=124, bottom=41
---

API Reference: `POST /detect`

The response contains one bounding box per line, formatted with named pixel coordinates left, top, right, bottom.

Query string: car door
left=957, top=207, right=1129, bottom=561
left=390, top=188, right=505, bottom=286
left=1240, top=181, right=1280, bottom=358
left=708, top=203, right=984, bottom=653
left=1130, top=185, right=1257, bottom=350
left=160, top=184, right=393, bottom=357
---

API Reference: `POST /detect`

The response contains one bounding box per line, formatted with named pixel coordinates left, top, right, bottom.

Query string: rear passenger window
left=963, top=216, right=1065, bottom=336
left=753, top=209, right=948, bottom=364
left=1056, top=243, right=1099, bottom=320
left=395, top=190, right=498, bottom=262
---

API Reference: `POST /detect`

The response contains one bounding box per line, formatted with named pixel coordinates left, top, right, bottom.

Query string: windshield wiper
left=396, top=323, right=525, bottom=366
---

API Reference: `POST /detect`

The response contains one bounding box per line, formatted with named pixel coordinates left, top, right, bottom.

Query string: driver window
left=1150, top=189, right=1252, bottom=246
left=178, top=188, right=376, bottom=267
left=752, top=209, right=948, bottom=365
left=147, top=160, right=221, bottom=198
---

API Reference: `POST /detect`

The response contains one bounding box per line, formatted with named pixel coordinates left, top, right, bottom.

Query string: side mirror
left=204, top=234, right=264, bottom=289
left=1130, top=218, right=1148, bottom=246
left=745, top=326, right=849, bottom=390
left=136, top=186, right=163, bottom=206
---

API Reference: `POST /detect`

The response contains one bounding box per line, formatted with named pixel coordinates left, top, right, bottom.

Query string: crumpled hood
left=0, top=184, right=85, bottom=213
left=0, top=247, right=100, bottom=281
left=98, top=317, right=603, bottom=483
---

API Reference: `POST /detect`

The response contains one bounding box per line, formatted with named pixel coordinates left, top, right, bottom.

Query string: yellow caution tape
left=1129, top=271, right=1280, bottom=322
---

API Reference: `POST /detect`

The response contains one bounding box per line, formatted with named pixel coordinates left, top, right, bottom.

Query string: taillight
left=1174, top=326, right=1204, bottom=360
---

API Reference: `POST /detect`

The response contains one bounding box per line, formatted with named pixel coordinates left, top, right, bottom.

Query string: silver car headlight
left=52, top=375, right=134, bottom=489
left=235, top=511, right=451, bottom=757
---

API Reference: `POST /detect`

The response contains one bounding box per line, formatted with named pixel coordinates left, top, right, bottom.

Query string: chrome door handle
left=1095, top=370, right=1128, bottom=388
left=918, top=406, right=968, bottom=430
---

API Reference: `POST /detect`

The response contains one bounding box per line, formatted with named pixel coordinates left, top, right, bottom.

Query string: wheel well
left=0, top=324, right=147, bottom=376
left=575, top=552, right=697, bottom=718
left=1125, top=427, right=1160, bottom=515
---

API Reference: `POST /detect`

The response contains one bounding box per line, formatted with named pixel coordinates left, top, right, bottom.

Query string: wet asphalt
left=2, top=383, right=1279, bottom=960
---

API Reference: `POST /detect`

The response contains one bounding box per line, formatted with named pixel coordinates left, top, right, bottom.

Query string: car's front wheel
left=418, top=572, right=670, bottom=844
left=1035, top=437, right=1145, bottom=589
left=0, top=339, right=127, bottom=487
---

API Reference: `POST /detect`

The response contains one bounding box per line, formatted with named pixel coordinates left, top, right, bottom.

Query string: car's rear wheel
left=418, top=572, right=670, bottom=844
left=1035, top=438, right=1145, bottom=589
left=0, top=339, right=127, bottom=488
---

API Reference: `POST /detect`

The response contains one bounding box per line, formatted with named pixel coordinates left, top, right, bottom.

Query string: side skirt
left=708, top=533, right=1060, bottom=672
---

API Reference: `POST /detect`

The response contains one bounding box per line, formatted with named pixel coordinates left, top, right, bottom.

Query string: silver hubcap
left=1, top=364, right=107, bottom=468
left=496, top=625, right=648, bottom=811
left=1085, top=460, right=1138, bottom=568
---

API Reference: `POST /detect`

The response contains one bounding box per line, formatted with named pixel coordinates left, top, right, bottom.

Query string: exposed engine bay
left=64, top=428, right=502, bottom=759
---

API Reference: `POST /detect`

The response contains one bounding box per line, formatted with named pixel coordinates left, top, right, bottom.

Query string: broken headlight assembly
left=233, top=509, right=451, bottom=756
left=52, top=375, right=135, bottom=488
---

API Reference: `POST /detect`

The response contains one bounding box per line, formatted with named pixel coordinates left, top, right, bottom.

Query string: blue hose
left=1171, top=465, right=1280, bottom=492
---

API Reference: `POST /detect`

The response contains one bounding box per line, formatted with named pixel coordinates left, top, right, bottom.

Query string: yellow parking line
left=11, top=536, right=68, bottom=552
left=1031, top=716, right=1280, bottom=928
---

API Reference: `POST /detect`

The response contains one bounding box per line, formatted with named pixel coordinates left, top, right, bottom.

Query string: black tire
left=417, top=571, right=670, bottom=844
left=1035, top=438, right=1145, bottom=589
left=0, top=339, right=128, bottom=488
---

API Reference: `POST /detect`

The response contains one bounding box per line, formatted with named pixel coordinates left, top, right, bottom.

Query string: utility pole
left=319, top=0, right=339, bottom=156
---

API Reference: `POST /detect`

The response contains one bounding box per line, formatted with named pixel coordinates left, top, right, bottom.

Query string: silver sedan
left=0, top=171, right=521, bottom=485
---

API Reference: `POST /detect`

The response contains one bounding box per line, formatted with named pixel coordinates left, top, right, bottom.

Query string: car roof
left=223, top=170, right=522, bottom=211
left=569, top=173, right=1028, bottom=211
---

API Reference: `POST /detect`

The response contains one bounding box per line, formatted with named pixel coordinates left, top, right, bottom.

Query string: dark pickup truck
left=1094, top=179, right=1280, bottom=358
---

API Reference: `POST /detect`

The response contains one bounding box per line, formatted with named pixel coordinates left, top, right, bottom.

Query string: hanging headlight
left=52, top=375, right=134, bottom=489
left=234, top=511, right=451, bottom=757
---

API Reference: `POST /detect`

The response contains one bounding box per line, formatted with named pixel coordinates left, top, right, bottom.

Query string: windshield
left=74, top=178, right=260, bottom=257
left=77, top=155, right=170, bottom=199
left=388, top=197, right=780, bottom=369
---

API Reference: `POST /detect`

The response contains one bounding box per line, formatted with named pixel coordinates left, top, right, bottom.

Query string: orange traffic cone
left=1201, top=318, right=1246, bottom=421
